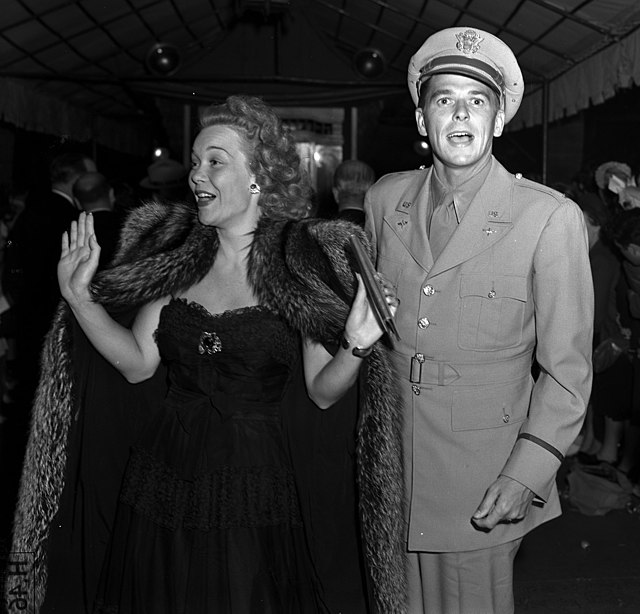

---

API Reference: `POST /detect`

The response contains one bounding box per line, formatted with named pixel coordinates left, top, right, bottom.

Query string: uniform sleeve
left=500, top=199, right=594, bottom=499
left=364, top=185, right=378, bottom=256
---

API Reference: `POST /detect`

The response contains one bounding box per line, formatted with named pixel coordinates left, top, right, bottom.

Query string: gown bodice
left=156, top=297, right=299, bottom=407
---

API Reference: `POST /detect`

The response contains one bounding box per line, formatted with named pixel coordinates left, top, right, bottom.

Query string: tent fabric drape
left=512, top=27, right=640, bottom=131
left=0, top=77, right=149, bottom=154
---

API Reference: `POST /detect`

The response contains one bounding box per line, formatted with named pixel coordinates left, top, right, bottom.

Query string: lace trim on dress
left=121, top=448, right=303, bottom=531
left=158, top=297, right=300, bottom=366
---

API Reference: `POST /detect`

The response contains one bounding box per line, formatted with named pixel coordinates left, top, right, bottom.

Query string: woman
left=9, top=96, right=406, bottom=613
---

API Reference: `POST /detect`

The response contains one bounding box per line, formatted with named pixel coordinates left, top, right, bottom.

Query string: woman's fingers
left=69, top=219, right=78, bottom=248
left=60, top=230, right=69, bottom=257
left=77, top=212, right=87, bottom=246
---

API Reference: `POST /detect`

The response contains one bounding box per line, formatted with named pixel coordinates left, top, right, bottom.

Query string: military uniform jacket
left=365, top=157, right=594, bottom=552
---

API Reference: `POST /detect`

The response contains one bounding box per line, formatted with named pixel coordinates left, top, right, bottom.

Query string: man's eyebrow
left=429, top=86, right=492, bottom=98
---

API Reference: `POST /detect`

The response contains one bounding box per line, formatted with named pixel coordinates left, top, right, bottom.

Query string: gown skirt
left=94, top=299, right=322, bottom=613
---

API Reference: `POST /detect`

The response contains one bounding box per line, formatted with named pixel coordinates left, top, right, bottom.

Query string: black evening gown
left=94, top=298, right=322, bottom=613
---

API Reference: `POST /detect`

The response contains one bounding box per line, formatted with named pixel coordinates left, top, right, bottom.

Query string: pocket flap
left=451, top=376, right=531, bottom=431
left=460, top=275, right=528, bottom=301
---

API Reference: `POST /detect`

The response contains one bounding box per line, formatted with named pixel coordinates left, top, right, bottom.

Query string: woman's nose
left=190, top=166, right=204, bottom=183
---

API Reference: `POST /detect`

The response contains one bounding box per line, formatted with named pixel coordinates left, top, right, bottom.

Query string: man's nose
left=453, top=100, right=469, bottom=120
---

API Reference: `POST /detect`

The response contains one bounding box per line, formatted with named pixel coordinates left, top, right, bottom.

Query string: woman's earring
left=249, top=183, right=261, bottom=194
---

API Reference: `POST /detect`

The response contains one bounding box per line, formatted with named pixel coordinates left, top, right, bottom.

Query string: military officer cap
left=408, top=27, right=524, bottom=124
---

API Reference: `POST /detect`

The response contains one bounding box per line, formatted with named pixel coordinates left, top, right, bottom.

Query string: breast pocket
left=458, top=275, right=528, bottom=351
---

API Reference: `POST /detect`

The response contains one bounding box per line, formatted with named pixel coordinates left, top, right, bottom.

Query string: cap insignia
left=456, top=29, right=483, bottom=55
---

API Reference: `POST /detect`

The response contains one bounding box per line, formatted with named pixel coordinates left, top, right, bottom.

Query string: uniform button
left=488, top=290, right=496, bottom=298
left=418, top=317, right=430, bottom=329
left=423, top=284, right=435, bottom=296
left=515, top=172, right=523, bottom=179
left=503, top=414, right=510, bottom=423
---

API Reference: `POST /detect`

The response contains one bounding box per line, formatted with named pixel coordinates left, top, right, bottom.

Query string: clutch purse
left=348, top=233, right=400, bottom=341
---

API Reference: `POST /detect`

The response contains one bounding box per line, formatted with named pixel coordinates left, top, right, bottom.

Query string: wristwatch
left=341, top=335, right=373, bottom=358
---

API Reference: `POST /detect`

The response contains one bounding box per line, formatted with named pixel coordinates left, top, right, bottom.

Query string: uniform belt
left=396, top=350, right=533, bottom=386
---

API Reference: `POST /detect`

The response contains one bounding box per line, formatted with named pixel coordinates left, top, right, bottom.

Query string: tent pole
left=182, top=103, right=192, bottom=168
left=542, top=80, right=549, bottom=185
left=350, top=106, right=358, bottom=159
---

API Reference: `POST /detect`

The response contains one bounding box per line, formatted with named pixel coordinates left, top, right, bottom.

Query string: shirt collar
left=51, top=188, right=78, bottom=208
left=430, top=157, right=493, bottom=222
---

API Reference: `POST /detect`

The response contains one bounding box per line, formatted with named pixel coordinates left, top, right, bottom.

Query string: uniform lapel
left=382, top=167, right=434, bottom=274
left=429, top=160, right=514, bottom=278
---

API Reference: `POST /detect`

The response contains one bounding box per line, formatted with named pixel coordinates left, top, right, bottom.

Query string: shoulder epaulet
left=373, top=167, right=427, bottom=189
left=512, top=172, right=571, bottom=204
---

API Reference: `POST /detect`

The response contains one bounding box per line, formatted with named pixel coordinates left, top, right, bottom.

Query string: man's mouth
left=447, top=131, right=474, bottom=141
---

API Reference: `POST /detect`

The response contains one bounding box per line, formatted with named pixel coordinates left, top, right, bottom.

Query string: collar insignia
left=396, top=200, right=413, bottom=213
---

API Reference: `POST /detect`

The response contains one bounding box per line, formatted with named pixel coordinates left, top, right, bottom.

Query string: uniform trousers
left=406, top=538, right=522, bottom=614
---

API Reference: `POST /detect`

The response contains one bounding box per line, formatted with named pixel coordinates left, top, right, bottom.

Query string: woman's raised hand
left=58, top=212, right=101, bottom=306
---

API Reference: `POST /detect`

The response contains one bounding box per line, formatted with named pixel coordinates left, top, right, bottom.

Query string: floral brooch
left=198, top=331, right=222, bottom=355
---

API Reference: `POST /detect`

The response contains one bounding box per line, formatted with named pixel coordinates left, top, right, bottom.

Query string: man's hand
left=471, top=475, right=535, bottom=531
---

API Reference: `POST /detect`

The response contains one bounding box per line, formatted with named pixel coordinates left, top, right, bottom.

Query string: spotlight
left=153, top=147, right=169, bottom=160
left=414, top=140, right=430, bottom=156
left=354, top=48, right=386, bottom=79
left=146, top=42, right=181, bottom=77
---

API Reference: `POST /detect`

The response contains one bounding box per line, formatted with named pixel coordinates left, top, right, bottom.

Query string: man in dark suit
left=364, top=27, right=594, bottom=613
left=332, top=159, right=376, bottom=226
left=72, top=172, right=121, bottom=269
left=11, top=152, right=96, bottom=406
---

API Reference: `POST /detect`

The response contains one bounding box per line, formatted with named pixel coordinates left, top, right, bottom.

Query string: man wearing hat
left=364, top=28, right=593, bottom=612
left=140, top=157, right=190, bottom=202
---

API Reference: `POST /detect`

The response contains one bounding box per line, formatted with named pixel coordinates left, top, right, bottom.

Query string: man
left=332, top=159, right=376, bottom=226
left=11, top=152, right=96, bottom=406
left=73, top=171, right=121, bottom=268
left=364, top=27, right=593, bottom=613
left=139, top=156, right=190, bottom=203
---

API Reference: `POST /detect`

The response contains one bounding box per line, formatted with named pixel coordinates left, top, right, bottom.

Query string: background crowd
left=0, top=76, right=638, bottom=614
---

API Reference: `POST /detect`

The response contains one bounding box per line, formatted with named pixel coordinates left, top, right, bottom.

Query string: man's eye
left=471, top=98, right=484, bottom=106
left=437, top=97, right=451, bottom=105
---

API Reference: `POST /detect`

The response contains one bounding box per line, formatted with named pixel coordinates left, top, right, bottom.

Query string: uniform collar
left=430, top=157, right=492, bottom=222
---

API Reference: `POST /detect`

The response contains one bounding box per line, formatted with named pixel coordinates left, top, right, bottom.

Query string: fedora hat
left=140, top=158, right=188, bottom=189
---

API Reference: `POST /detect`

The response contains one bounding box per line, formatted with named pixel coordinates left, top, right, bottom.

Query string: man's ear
left=493, top=108, right=505, bottom=138
left=415, top=108, right=428, bottom=137
left=332, top=187, right=339, bottom=203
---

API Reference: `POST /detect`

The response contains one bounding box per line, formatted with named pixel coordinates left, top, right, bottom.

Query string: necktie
left=429, top=199, right=458, bottom=260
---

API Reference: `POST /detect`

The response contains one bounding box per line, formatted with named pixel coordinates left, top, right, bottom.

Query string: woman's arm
left=303, top=274, right=396, bottom=408
left=58, top=212, right=165, bottom=383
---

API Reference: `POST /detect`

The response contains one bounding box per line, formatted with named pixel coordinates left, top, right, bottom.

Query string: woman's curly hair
left=198, top=95, right=313, bottom=220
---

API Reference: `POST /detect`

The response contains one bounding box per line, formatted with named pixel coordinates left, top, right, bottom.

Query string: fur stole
left=9, top=200, right=407, bottom=613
